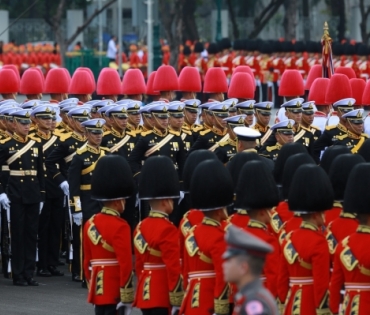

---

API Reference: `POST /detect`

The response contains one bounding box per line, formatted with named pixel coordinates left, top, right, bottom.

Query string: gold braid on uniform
left=169, top=276, right=184, bottom=306
left=120, top=272, right=134, bottom=303
left=214, top=285, right=229, bottom=314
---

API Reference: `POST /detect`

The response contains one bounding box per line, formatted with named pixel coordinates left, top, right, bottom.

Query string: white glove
left=59, top=181, right=69, bottom=195
left=72, top=213, right=83, bottom=226
left=39, top=202, right=44, bottom=214
left=0, top=193, right=10, bottom=210
left=171, top=306, right=180, bottom=315
left=116, top=302, right=132, bottom=315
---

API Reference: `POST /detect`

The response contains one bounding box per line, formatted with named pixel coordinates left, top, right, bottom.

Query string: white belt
left=143, top=263, right=166, bottom=270
left=345, top=284, right=370, bottom=291
left=188, top=271, right=216, bottom=279
left=90, top=259, right=118, bottom=266
left=289, top=277, right=313, bottom=286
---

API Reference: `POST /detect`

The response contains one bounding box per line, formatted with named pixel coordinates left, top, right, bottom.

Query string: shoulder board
left=28, top=134, right=42, bottom=143
left=0, top=137, right=11, bottom=144
left=310, top=125, right=320, bottom=131
left=169, top=129, right=181, bottom=136
left=362, top=133, right=369, bottom=138
left=325, top=125, right=336, bottom=130
left=103, top=131, right=111, bottom=136
left=101, top=146, right=110, bottom=152
left=266, top=145, right=277, bottom=152
left=300, top=126, right=310, bottom=132
left=218, top=140, right=229, bottom=147
left=336, top=134, right=348, bottom=140
left=141, top=130, right=153, bottom=137
left=200, top=129, right=211, bottom=136
left=76, top=146, right=88, bottom=155
left=126, top=130, right=137, bottom=137
left=181, top=129, right=192, bottom=135
left=58, top=132, right=72, bottom=142
left=192, top=125, right=204, bottom=132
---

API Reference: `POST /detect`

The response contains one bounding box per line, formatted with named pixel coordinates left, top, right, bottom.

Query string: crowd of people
left=0, top=58, right=369, bottom=315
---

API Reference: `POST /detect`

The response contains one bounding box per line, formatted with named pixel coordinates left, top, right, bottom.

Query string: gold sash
left=144, top=134, right=174, bottom=157
left=208, top=134, right=229, bottom=152
left=110, top=135, right=131, bottom=153
left=260, top=129, right=272, bottom=146
left=7, top=140, right=35, bottom=165
left=42, top=135, right=58, bottom=152
left=294, top=129, right=306, bottom=142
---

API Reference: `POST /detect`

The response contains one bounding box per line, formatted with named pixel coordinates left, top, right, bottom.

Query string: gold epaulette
left=101, top=146, right=110, bottom=152
left=59, top=132, right=72, bottom=142
left=103, top=131, right=111, bottom=136
left=300, top=125, right=311, bottom=132
left=181, top=128, right=192, bottom=135
left=325, top=125, right=336, bottom=131
left=169, top=129, right=181, bottom=136
left=362, top=133, right=369, bottom=138
left=199, top=129, right=211, bottom=136
left=310, top=125, right=320, bottom=131
left=336, top=134, right=348, bottom=140
left=28, top=134, right=42, bottom=143
left=0, top=137, right=11, bottom=144
left=126, top=130, right=137, bottom=137
left=266, top=145, right=277, bottom=152
left=192, top=124, right=204, bottom=133
left=218, top=140, right=229, bottom=147
left=76, top=146, right=88, bottom=155
left=141, top=130, right=153, bottom=137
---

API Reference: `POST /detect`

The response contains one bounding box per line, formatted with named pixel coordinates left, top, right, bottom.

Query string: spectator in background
left=106, top=35, right=117, bottom=62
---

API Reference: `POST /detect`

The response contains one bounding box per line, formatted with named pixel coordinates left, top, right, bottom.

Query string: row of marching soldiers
left=0, top=61, right=369, bottom=315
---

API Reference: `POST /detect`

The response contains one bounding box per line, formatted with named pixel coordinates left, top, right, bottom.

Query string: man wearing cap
left=68, top=118, right=110, bottom=286
left=97, top=105, right=115, bottom=135
left=189, top=102, right=230, bottom=153
left=0, top=109, right=45, bottom=286
left=128, top=103, right=186, bottom=180
left=313, top=98, right=355, bottom=161
left=223, top=226, right=278, bottom=315
left=83, top=155, right=135, bottom=315
left=197, top=101, right=215, bottom=134
left=90, top=100, right=113, bottom=119
left=252, top=102, right=272, bottom=146
left=234, top=126, right=261, bottom=154
left=133, top=156, right=184, bottom=315
left=55, top=99, right=78, bottom=135
left=126, top=101, right=143, bottom=134
left=335, top=109, right=368, bottom=153
left=300, top=101, right=322, bottom=141
left=168, top=101, right=193, bottom=152
left=45, top=106, right=90, bottom=282
left=235, top=100, right=255, bottom=127
left=215, top=115, right=246, bottom=163
left=181, top=99, right=204, bottom=140
left=259, top=120, right=295, bottom=161
left=28, top=105, right=65, bottom=278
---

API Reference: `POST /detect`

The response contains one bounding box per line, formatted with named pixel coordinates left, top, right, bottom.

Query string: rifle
left=64, top=195, right=73, bottom=261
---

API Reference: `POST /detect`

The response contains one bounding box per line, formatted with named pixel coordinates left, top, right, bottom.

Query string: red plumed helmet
left=0, top=69, right=20, bottom=94
left=350, top=78, right=365, bottom=105
left=203, top=68, right=227, bottom=93
left=308, top=78, right=330, bottom=105
left=44, top=68, right=70, bottom=94
left=153, top=65, right=178, bottom=91
left=325, top=74, right=352, bottom=104
left=361, top=80, right=370, bottom=105
left=69, top=68, right=96, bottom=94
left=278, top=70, right=304, bottom=97
left=228, top=73, right=255, bottom=99
left=97, top=68, right=121, bottom=95
left=122, top=69, right=146, bottom=95
left=146, top=71, right=159, bottom=96
left=20, top=68, right=44, bottom=94
left=78, top=67, right=95, bottom=82
left=305, top=65, right=322, bottom=90
left=2, top=64, right=20, bottom=83
left=178, top=66, right=201, bottom=92
left=335, top=66, right=356, bottom=79
left=233, top=66, right=255, bottom=89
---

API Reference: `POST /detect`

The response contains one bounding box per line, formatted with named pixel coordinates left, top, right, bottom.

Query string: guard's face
left=285, top=110, right=302, bottom=124
left=302, top=112, right=314, bottom=126
left=255, top=112, right=271, bottom=127
left=347, top=120, right=364, bottom=136
left=128, top=113, right=141, bottom=126
left=112, top=115, right=128, bottom=130
left=72, top=118, right=87, bottom=133
left=154, top=116, right=168, bottom=130
left=184, top=110, right=197, bottom=125
left=86, top=130, right=103, bottom=147
left=245, top=113, right=254, bottom=126
left=222, top=256, right=245, bottom=283
left=14, top=120, right=30, bottom=137
left=5, top=118, right=15, bottom=132
left=276, top=132, right=294, bottom=145
left=35, top=116, right=52, bottom=131
left=90, top=112, right=101, bottom=119
left=213, top=115, right=227, bottom=129
left=169, top=116, right=184, bottom=130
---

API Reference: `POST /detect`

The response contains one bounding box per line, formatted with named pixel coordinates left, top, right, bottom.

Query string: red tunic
left=278, top=214, right=302, bottom=245
left=329, top=226, right=370, bottom=314
left=133, top=210, right=183, bottom=310
left=227, top=210, right=250, bottom=228
left=326, top=212, right=358, bottom=265
left=278, top=221, right=330, bottom=315
left=244, top=220, right=280, bottom=298
left=275, top=201, right=294, bottom=223
left=180, top=217, right=229, bottom=315
left=83, top=207, right=134, bottom=305
left=324, top=203, right=343, bottom=225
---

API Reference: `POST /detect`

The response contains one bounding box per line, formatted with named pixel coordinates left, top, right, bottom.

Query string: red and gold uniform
left=278, top=221, right=330, bottom=315
left=329, top=225, right=370, bottom=314
left=274, top=201, right=294, bottom=223
left=83, top=207, right=134, bottom=305
left=324, top=202, right=343, bottom=226
left=219, top=53, right=233, bottom=79
left=326, top=212, right=358, bottom=264
left=227, top=209, right=249, bottom=229
left=133, top=210, right=183, bottom=311
left=244, top=220, right=280, bottom=298
left=181, top=217, right=229, bottom=315
left=278, top=214, right=302, bottom=245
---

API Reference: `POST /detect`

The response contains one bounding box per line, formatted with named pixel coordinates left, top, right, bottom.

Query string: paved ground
left=0, top=264, right=142, bottom=315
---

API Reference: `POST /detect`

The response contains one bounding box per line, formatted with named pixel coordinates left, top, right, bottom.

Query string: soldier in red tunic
left=180, top=159, right=233, bottom=315
left=83, top=155, right=135, bottom=315
left=133, top=156, right=184, bottom=315
left=235, top=160, right=280, bottom=298
left=278, top=165, right=333, bottom=315
left=330, top=163, right=370, bottom=315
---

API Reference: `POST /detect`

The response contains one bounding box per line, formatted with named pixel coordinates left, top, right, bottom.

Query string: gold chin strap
left=142, top=115, right=153, bottom=129
left=184, top=109, right=193, bottom=126
left=153, top=114, right=167, bottom=131
left=212, top=112, right=224, bottom=130
left=348, top=120, right=363, bottom=135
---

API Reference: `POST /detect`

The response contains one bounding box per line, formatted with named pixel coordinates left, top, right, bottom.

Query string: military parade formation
left=1, top=37, right=370, bottom=315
